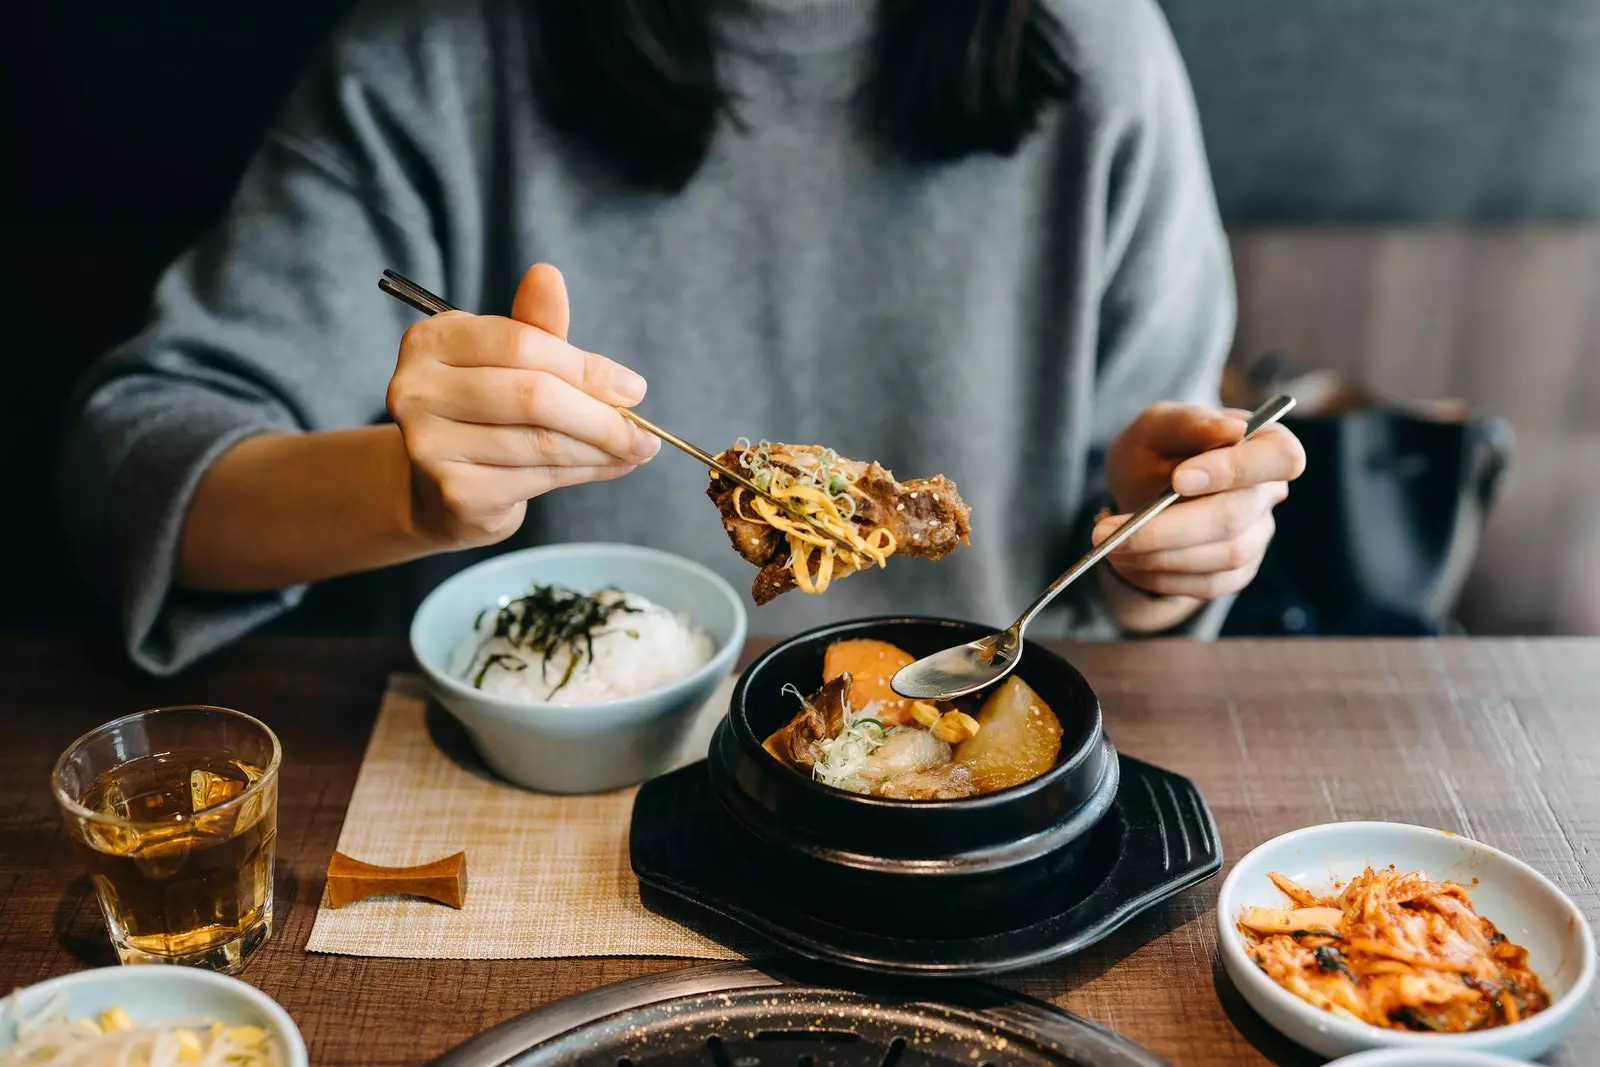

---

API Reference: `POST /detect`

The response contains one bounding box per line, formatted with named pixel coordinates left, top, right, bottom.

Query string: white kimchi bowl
left=1328, top=1049, right=1535, bottom=1067
left=1217, top=821, right=1595, bottom=1061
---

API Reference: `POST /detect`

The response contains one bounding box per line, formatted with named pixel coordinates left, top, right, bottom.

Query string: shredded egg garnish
left=726, top=440, right=896, bottom=594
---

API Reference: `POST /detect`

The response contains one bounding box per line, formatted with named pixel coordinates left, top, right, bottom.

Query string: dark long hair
left=527, top=0, right=1074, bottom=193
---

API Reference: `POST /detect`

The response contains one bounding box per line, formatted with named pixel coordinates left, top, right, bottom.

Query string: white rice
left=455, top=588, right=715, bottom=705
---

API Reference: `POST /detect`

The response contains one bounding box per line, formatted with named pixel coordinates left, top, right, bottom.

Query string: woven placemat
left=304, top=673, right=745, bottom=960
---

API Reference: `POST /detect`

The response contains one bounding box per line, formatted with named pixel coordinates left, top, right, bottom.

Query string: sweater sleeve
left=1066, top=0, right=1238, bottom=639
left=56, top=19, right=451, bottom=676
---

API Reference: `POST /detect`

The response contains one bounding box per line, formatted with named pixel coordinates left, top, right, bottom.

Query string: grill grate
left=523, top=987, right=1056, bottom=1066
left=430, top=963, right=1166, bottom=1067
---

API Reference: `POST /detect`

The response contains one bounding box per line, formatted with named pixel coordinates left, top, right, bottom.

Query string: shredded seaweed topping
left=1313, top=944, right=1357, bottom=983
left=469, top=584, right=640, bottom=694
left=472, top=652, right=528, bottom=688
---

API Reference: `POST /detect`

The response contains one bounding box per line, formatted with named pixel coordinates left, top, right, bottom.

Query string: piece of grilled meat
left=707, top=443, right=972, bottom=604
left=762, top=674, right=851, bottom=770
left=761, top=673, right=979, bottom=799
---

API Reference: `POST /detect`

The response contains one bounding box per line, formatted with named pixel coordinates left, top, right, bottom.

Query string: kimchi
left=1240, top=866, right=1550, bottom=1032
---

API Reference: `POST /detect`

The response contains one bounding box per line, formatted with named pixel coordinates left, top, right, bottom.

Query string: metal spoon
left=890, top=395, right=1298, bottom=701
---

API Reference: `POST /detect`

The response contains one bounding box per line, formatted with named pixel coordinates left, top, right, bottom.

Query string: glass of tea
left=52, top=705, right=280, bottom=974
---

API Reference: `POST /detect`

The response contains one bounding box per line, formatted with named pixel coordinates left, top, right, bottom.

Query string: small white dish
left=1328, top=1048, right=1534, bottom=1066
left=0, top=965, right=308, bottom=1066
left=1217, top=821, right=1595, bottom=1061
left=411, top=542, right=747, bottom=793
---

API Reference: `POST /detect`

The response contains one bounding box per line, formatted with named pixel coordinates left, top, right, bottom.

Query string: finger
left=422, top=312, right=647, bottom=405
left=426, top=365, right=660, bottom=462
left=511, top=263, right=571, bottom=341
left=1092, top=484, right=1284, bottom=554
left=1172, top=424, right=1306, bottom=496
left=1108, top=514, right=1275, bottom=575
left=535, top=461, right=639, bottom=492
left=1109, top=559, right=1261, bottom=599
left=434, top=460, right=637, bottom=512
left=418, top=418, right=623, bottom=469
left=1135, top=402, right=1248, bottom=456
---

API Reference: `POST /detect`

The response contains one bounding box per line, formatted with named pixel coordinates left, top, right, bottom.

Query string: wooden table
left=2, top=634, right=1596, bottom=1066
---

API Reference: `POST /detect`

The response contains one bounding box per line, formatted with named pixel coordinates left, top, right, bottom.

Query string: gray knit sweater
left=59, top=0, right=1235, bottom=675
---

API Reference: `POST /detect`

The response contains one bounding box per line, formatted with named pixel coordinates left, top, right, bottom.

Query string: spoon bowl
left=886, top=632, right=1018, bottom=701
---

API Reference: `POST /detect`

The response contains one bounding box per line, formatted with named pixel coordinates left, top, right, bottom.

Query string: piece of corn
left=910, top=701, right=941, bottom=728
left=74, top=1018, right=101, bottom=1035
left=99, top=1007, right=134, bottom=1032
left=176, top=1029, right=204, bottom=1063
left=932, top=710, right=980, bottom=744
left=226, top=1025, right=267, bottom=1049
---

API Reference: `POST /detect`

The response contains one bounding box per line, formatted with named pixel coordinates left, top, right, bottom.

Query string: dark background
left=8, top=1, right=1600, bottom=635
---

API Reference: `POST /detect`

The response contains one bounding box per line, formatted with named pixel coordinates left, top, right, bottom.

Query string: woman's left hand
left=1094, top=402, right=1306, bottom=600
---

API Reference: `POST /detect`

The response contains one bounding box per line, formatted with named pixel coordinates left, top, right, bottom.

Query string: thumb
left=1142, top=404, right=1247, bottom=457
left=511, top=263, right=570, bottom=340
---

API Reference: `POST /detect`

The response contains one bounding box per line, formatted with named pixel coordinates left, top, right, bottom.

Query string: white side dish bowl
left=411, top=543, right=747, bottom=793
left=0, top=966, right=308, bottom=1067
left=1217, top=821, right=1595, bottom=1061
left=1327, top=1049, right=1535, bottom=1066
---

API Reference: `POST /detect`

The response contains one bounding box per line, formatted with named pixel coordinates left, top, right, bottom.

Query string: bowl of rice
left=411, top=543, right=747, bottom=793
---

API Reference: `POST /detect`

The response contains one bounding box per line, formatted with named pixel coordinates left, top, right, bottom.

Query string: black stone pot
left=707, top=617, right=1119, bottom=930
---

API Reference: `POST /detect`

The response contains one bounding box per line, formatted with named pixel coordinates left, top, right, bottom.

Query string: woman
left=60, top=0, right=1304, bottom=675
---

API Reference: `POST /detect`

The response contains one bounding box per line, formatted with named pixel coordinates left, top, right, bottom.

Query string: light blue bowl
left=410, top=543, right=747, bottom=793
left=0, top=966, right=308, bottom=1066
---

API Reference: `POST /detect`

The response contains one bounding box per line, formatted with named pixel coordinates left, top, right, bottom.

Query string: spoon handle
left=1010, top=395, right=1297, bottom=639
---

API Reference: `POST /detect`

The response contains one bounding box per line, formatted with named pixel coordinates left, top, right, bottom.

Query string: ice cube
left=97, top=778, right=129, bottom=820
left=189, top=769, right=245, bottom=813
left=230, top=759, right=264, bottom=784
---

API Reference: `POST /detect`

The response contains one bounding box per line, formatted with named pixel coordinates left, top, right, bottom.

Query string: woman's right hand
left=386, top=263, right=660, bottom=549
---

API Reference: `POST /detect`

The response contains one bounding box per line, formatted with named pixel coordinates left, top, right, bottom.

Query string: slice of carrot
left=823, top=638, right=918, bottom=725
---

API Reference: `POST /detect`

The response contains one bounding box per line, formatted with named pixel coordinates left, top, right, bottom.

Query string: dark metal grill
left=430, top=963, right=1166, bottom=1067
left=523, top=988, right=1058, bottom=1066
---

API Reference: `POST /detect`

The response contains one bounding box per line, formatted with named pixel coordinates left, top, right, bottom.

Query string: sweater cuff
left=106, top=398, right=307, bottom=676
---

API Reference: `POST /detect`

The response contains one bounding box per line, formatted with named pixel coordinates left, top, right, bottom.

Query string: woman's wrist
left=1103, top=558, right=1166, bottom=600
left=1097, top=566, right=1205, bottom=633
left=178, top=425, right=450, bottom=592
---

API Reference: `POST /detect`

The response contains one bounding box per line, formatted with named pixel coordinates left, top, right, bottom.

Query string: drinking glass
left=52, top=705, right=280, bottom=974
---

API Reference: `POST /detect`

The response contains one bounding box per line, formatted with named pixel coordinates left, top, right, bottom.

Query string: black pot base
left=630, top=753, right=1222, bottom=977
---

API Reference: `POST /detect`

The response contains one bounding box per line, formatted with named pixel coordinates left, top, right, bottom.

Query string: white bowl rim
left=410, top=541, right=748, bottom=714
left=1, top=966, right=308, bottom=1066
left=1217, top=820, right=1597, bottom=1051
left=1327, top=1048, right=1536, bottom=1066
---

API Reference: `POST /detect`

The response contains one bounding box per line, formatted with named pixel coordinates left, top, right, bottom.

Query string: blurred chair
left=1160, top=0, right=1600, bottom=634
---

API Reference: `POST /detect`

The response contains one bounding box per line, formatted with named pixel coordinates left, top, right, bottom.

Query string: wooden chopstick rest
left=325, top=851, right=468, bottom=909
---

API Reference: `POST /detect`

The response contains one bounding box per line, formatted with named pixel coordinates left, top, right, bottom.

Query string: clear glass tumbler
left=52, top=705, right=280, bottom=974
